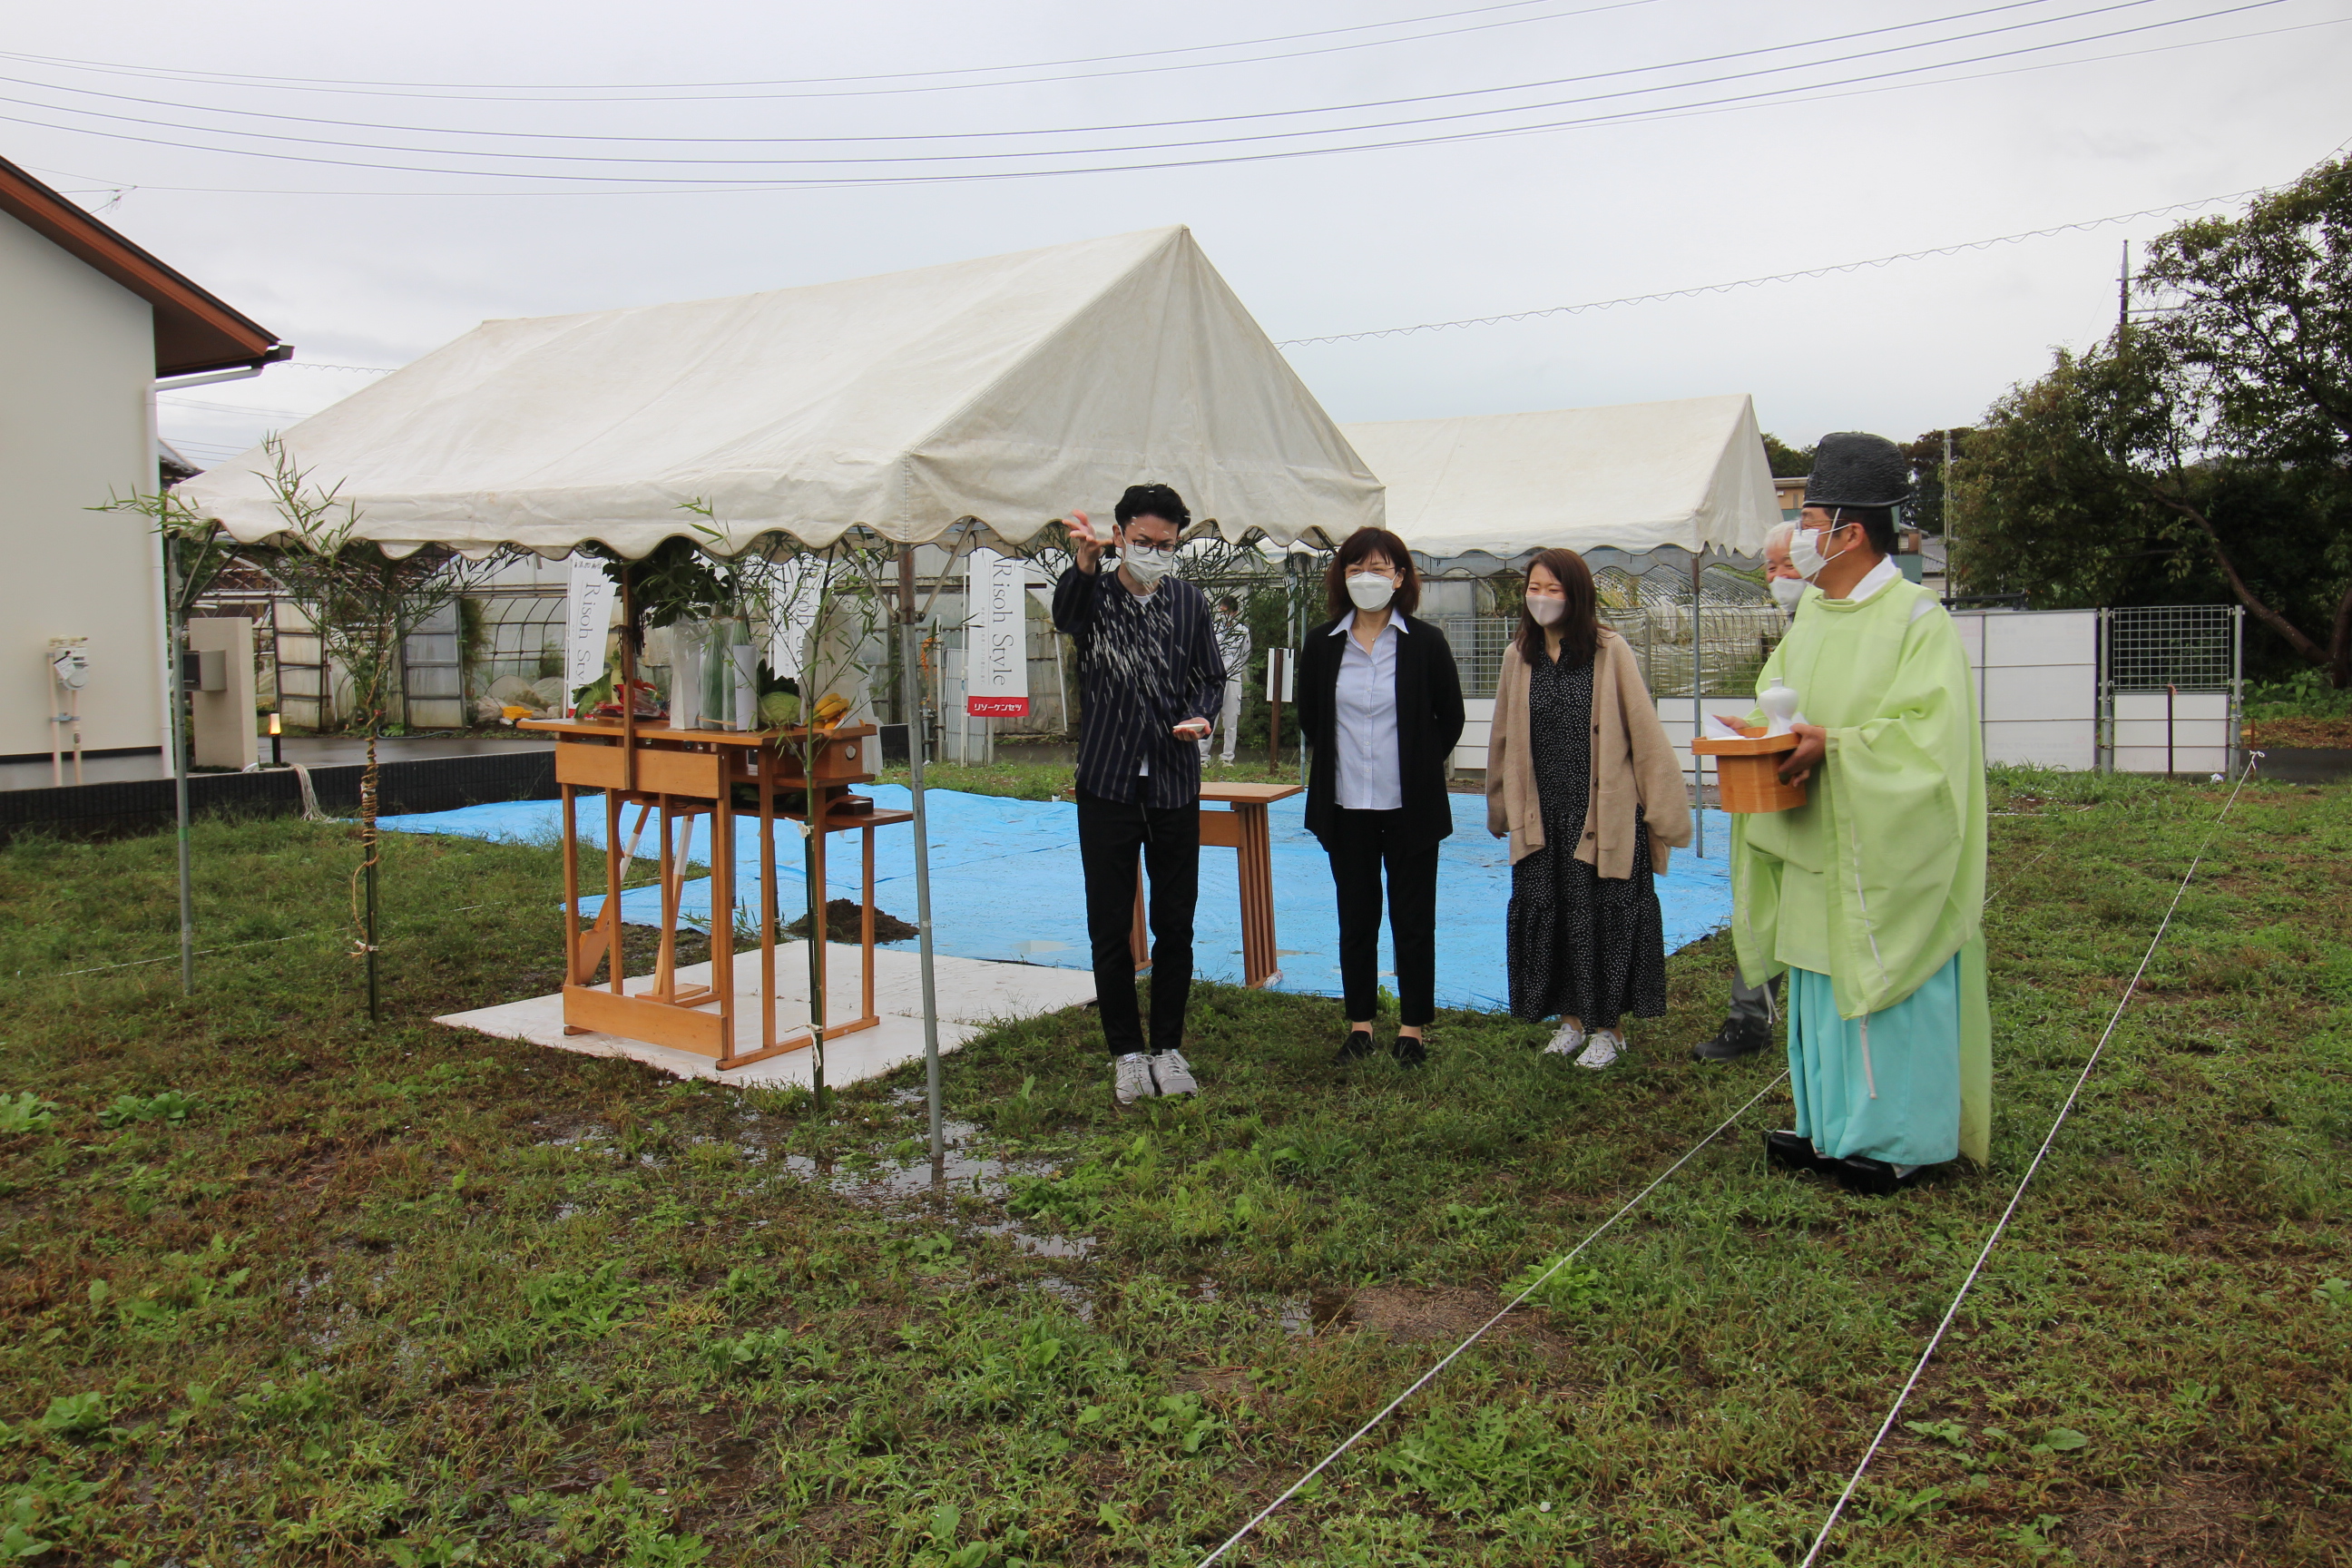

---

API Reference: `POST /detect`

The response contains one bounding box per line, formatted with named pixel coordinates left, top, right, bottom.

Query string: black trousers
left=1077, top=790, right=1200, bottom=1056
left=1326, top=807, right=1441, bottom=1027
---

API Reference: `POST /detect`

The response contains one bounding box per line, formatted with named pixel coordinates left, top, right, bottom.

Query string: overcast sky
left=12, top=0, right=2345, bottom=469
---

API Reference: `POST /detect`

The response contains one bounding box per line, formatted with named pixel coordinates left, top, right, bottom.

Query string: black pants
left=1077, top=790, right=1200, bottom=1056
left=1326, top=807, right=1441, bottom=1027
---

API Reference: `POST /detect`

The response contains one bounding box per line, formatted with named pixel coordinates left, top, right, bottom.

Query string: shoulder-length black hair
left=1516, top=548, right=1599, bottom=665
left=1323, top=526, right=1421, bottom=620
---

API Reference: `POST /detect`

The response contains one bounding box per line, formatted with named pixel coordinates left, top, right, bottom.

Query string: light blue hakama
left=1787, top=955, right=1962, bottom=1166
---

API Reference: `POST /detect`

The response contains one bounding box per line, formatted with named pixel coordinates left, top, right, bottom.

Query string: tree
left=254, top=437, right=504, bottom=1019
left=1952, top=153, right=2352, bottom=685
left=1900, top=428, right=1974, bottom=536
left=1759, top=432, right=1816, bottom=477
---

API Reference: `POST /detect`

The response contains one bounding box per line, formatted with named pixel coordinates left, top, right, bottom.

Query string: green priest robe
left=1729, top=572, right=1991, bottom=1165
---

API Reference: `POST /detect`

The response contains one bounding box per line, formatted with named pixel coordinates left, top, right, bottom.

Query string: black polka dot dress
left=1506, top=644, right=1668, bottom=1029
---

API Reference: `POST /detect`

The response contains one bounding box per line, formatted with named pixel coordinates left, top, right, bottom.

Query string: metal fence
left=2102, top=603, right=2239, bottom=691
left=2099, top=603, right=2243, bottom=775
left=1436, top=564, right=1784, bottom=700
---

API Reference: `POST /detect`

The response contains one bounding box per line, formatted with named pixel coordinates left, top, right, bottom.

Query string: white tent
left=176, top=226, right=1380, bottom=555
left=1342, top=394, right=1780, bottom=563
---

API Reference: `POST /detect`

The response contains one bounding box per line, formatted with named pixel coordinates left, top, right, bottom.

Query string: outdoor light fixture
left=269, top=710, right=282, bottom=767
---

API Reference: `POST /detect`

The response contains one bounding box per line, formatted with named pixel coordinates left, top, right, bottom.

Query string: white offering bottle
left=1759, top=677, right=1801, bottom=737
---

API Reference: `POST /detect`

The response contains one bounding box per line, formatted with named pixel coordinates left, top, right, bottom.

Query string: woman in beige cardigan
left=1486, top=549, right=1691, bottom=1069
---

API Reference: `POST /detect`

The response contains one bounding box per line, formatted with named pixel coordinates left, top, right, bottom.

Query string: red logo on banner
left=967, top=697, right=1031, bottom=717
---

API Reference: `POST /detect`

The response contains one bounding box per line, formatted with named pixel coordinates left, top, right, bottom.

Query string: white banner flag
left=965, top=548, right=1030, bottom=718
left=563, top=555, right=618, bottom=708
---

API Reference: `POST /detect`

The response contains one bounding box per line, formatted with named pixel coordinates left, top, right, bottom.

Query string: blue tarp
left=381, top=788, right=1733, bottom=1014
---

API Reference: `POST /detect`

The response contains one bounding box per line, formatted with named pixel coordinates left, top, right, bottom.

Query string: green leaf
left=2041, top=1426, right=2089, bottom=1452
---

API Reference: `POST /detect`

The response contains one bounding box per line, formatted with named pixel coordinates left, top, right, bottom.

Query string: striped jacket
left=1052, top=564, right=1228, bottom=808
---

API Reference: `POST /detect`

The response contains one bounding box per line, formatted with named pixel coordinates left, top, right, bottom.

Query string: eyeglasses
left=1122, top=543, right=1178, bottom=560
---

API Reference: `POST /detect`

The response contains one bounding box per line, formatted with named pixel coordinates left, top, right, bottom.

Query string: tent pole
left=899, top=546, right=946, bottom=1168
left=164, top=532, right=196, bottom=995
left=1690, top=548, right=1705, bottom=859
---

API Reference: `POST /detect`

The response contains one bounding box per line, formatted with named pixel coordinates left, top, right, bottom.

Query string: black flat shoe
left=1764, top=1130, right=1829, bottom=1175
left=1334, top=1029, right=1376, bottom=1063
left=1828, top=1157, right=1927, bottom=1198
left=1691, top=1018, right=1770, bottom=1062
left=1393, top=1034, right=1427, bottom=1066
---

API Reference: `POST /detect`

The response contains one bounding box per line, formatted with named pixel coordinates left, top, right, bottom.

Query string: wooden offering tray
left=1691, top=723, right=1808, bottom=814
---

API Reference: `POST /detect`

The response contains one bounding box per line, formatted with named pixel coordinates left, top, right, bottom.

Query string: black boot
left=1764, top=1130, right=1829, bottom=1175
left=1334, top=1029, right=1376, bottom=1064
left=1691, top=1016, right=1770, bottom=1062
left=1828, top=1157, right=1927, bottom=1198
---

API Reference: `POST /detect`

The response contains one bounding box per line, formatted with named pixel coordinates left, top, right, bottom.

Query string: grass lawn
left=1, top=769, right=2347, bottom=1565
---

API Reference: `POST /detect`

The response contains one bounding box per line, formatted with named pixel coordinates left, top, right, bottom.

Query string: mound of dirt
left=2243, top=716, right=2352, bottom=750
left=783, top=898, right=920, bottom=945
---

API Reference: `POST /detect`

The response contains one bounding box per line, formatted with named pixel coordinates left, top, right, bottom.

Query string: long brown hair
left=1516, top=548, right=1599, bottom=664
left=1323, top=526, right=1421, bottom=620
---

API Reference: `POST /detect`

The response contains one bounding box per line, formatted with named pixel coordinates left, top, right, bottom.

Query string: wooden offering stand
left=1129, top=781, right=1303, bottom=988
left=1690, top=725, right=1808, bottom=814
left=520, top=716, right=912, bottom=1069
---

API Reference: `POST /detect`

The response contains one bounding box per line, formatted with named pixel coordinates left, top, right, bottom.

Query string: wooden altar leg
left=1235, top=801, right=1279, bottom=987
left=651, top=795, right=678, bottom=1000
left=711, top=784, right=737, bottom=1065
left=861, top=823, right=877, bottom=1025
left=560, top=785, right=581, bottom=982
left=603, top=788, right=624, bottom=995
left=1131, top=853, right=1151, bottom=972
left=760, top=749, right=777, bottom=1054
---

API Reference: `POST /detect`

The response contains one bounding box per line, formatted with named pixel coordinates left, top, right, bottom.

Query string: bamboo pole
left=899, top=546, right=946, bottom=1166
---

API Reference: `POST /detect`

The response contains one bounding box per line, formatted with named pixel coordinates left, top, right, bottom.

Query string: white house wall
left=0, top=209, right=161, bottom=760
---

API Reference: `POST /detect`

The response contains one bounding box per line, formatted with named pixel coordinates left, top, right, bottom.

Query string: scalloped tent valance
left=174, top=226, right=1382, bottom=559
left=1343, top=394, right=1780, bottom=562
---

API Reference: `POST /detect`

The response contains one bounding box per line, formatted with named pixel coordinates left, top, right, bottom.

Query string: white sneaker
left=1151, top=1049, right=1200, bottom=1096
left=1573, top=1030, right=1623, bottom=1071
left=1543, top=1020, right=1586, bottom=1056
left=1114, top=1052, right=1160, bottom=1106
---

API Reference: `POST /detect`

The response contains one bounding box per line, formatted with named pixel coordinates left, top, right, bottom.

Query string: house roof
left=0, top=154, right=284, bottom=377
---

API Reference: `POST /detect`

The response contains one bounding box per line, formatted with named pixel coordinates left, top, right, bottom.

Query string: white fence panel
left=1954, top=609, right=2098, bottom=771
left=2112, top=691, right=2231, bottom=775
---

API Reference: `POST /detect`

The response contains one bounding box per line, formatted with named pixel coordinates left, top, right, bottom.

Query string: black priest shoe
left=1690, top=1017, right=1770, bottom=1062
left=1828, top=1156, right=1928, bottom=1198
left=1392, top=1034, right=1427, bottom=1067
left=1764, top=1130, right=1829, bottom=1175
left=1334, top=1029, right=1377, bottom=1064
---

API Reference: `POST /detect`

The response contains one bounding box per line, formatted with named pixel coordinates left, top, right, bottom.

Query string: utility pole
left=2118, top=240, right=2131, bottom=339
left=1942, top=429, right=1955, bottom=607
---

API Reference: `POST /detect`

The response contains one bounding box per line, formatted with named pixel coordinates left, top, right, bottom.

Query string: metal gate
left=2099, top=604, right=2242, bottom=775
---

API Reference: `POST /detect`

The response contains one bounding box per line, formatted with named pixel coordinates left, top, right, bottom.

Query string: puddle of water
left=1278, top=1291, right=1354, bottom=1338
left=975, top=1220, right=1096, bottom=1259
left=1033, top=1275, right=1095, bottom=1323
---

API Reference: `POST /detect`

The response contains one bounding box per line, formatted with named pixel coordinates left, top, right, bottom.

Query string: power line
left=0, top=0, right=1617, bottom=101
left=1277, top=188, right=2275, bottom=346
left=0, top=0, right=2085, bottom=149
left=0, top=1, right=2288, bottom=185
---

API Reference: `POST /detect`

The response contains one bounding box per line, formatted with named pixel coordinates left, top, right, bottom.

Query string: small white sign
left=965, top=548, right=1030, bottom=718
left=1265, top=646, right=1297, bottom=703
left=564, top=555, right=618, bottom=705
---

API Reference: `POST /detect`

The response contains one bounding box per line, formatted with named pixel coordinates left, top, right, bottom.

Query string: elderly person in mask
left=1691, top=519, right=1804, bottom=1061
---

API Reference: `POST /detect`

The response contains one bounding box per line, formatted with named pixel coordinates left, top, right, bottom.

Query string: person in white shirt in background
left=1691, top=520, right=1803, bottom=1062
left=1200, top=595, right=1251, bottom=766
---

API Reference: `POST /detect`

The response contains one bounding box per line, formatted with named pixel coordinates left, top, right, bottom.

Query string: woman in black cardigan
left=1296, top=526, right=1466, bottom=1065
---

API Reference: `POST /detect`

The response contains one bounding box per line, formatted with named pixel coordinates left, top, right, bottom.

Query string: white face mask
left=1346, top=572, right=1396, bottom=612
left=1525, top=594, right=1567, bottom=625
left=1769, top=576, right=1806, bottom=612
left=1120, top=543, right=1175, bottom=587
left=1788, top=519, right=1850, bottom=582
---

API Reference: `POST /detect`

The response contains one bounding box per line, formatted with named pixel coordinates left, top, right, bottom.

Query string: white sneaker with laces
left=1151, top=1049, right=1200, bottom=1096
left=1543, top=1019, right=1586, bottom=1056
left=1573, top=1030, right=1623, bottom=1071
left=1114, top=1052, right=1160, bottom=1106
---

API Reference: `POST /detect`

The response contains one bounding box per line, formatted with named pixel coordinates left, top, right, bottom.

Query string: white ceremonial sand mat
left=436, top=941, right=1097, bottom=1090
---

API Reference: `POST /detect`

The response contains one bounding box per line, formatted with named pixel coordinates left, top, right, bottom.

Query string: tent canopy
left=177, top=226, right=1381, bottom=559
left=1342, top=394, right=1780, bottom=564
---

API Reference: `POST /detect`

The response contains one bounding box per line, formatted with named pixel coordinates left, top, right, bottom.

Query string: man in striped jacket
left=1054, top=484, right=1229, bottom=1107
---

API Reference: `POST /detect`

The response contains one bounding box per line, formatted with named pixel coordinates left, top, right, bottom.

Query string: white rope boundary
left=1197, top=1069, right=1790, bottom=1566
left=1796, top=756, right=2261, bottom=1566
